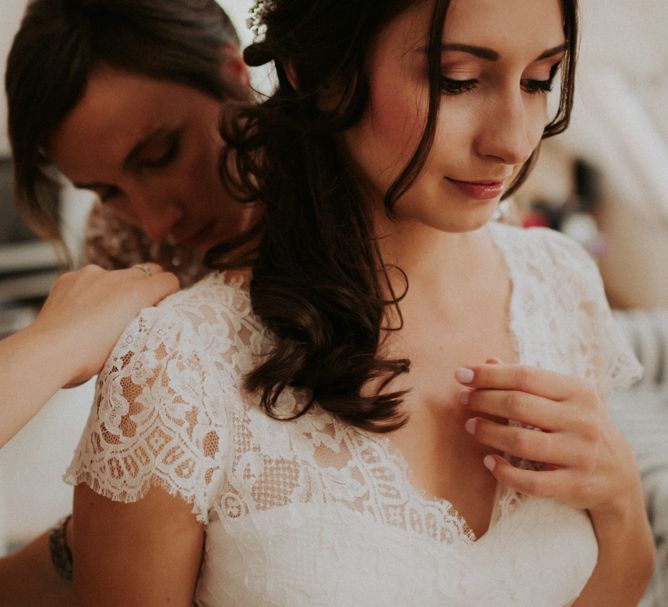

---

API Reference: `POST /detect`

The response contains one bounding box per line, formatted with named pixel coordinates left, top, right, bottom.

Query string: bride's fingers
left=455, top=363, right=595, bottom=403
left=461, top=388, right=573, bottom=432
left=482, top=455, right=573, bottom=500
left=465, top=417, right=580, bottom=467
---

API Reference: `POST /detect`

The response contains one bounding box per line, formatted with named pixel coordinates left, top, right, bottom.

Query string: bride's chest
left=199, top=391, right=597, bottom=607
left=199, top=471, right=597, bottom=607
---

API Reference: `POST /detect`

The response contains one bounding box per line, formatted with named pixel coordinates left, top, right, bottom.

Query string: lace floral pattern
left=491, top=223, right=643, bottom=393
left=66, top=223, right=640, bottom=606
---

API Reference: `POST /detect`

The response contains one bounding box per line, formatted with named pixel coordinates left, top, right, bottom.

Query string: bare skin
left=0, top=263, right=178, bottom=449
left=73, top=485, right=203, bottom=607
left=376, top=230, right=517, bottom=538
left=0, top=532, right=72, bottom=607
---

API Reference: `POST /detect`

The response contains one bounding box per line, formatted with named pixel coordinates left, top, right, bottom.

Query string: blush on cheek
left=351, top=85, right=428, bottom=189
left=379, top=98, right=424, bottom=157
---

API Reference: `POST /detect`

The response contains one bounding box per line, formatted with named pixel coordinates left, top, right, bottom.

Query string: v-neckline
left=356, top=221, right=524, bottom=544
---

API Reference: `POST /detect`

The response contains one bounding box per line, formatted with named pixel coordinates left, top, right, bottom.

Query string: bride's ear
left=284, top=63, right=299, bottom=91
left=281, top=61, right=344, bottom=113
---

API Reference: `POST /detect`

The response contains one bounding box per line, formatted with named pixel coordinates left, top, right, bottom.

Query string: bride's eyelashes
left=439, top=61, right=563, bottom=97
left=439, top=76, right=477, bottom=95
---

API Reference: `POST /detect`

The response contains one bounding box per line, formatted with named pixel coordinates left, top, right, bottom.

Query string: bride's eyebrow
left=440, top=42, right=567, bottom=62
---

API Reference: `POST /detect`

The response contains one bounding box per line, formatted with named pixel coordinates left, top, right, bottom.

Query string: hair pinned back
left=243, top=43, right=274, bottom=68
left=220, top=0, right=579, bottom=432
left=243, top=0, right=274, bottom=66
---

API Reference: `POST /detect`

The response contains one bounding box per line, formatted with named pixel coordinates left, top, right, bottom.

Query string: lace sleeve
left=64, top=299, right=228, bottom=524
left=542, top=229, right=643, bottom=394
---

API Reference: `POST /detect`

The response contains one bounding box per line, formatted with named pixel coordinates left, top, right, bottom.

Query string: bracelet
left=48, top=514, right=73, bottom=582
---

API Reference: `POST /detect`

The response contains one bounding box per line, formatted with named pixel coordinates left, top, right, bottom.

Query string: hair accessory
left=246, top=0, right=269, bottom=40
left=244, top=1, right=274, bottom=67
left=48, top=515, right=73, bottom=582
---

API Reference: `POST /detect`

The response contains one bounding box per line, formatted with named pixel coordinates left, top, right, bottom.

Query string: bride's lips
left=446, top=178, right=505, bottom=200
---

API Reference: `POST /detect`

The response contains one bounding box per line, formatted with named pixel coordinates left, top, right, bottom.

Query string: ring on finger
left=134, top=264, right=152, bottom=277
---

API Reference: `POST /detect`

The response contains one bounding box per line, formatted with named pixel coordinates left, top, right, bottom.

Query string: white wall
left=535, top=0, right=668, bottom=307
left=0, top=381, right=96, bottom=553
left=0, top=1, right=27, bottom=155
left=219, top=0, right=255, bottom=47
left=579, top=0, right=668, bottom=87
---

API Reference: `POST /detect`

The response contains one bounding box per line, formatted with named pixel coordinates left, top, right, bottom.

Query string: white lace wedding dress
left=65, top=223, right=642, bottom=606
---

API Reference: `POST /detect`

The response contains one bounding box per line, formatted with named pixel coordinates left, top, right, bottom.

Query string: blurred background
left=0, top=1, right=667, bottom=602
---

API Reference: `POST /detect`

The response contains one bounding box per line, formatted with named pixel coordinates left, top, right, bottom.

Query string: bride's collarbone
left=384, top=405, right=500, bottom=538
left=385, top=289, right=515, bottom=361
left=369, top=299, right=515, bottom=534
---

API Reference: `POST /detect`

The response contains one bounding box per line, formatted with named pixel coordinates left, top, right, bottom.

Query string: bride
left=66, top=0, right=653, bottom=604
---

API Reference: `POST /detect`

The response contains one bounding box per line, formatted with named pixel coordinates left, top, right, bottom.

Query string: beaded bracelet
left=48, top=514, right=73, bottom=582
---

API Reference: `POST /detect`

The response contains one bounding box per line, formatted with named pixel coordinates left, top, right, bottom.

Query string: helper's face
left=342, top=0, right=567, bottom=234
left=50, top=67, right=257, bottom=250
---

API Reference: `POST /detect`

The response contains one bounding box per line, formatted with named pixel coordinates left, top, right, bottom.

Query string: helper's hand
left=31, top=263, right=179, bottom=387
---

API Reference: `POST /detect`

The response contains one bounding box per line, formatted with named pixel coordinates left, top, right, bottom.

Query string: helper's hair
left=6, top=0, right=246, bottom=243
left=221, top=0, right=579, bottom=432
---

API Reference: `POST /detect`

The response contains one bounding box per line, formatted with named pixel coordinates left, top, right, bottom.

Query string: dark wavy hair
left=221, top=0, right=579, bottom=432
left=5, top=0, right=246, bottom=246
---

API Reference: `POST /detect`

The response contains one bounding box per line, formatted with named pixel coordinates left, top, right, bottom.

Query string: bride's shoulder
left=156, top=269, right=253, bottom=316
left=108, top=269, right=259, bottom=366
left=490, top=221, right=579, bottom=250
left=154, top=270, right=254, bottom=329
left=490, top=222, right=597, bottom=278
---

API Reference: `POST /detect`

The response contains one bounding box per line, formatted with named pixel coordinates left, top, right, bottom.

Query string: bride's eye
left=440, top=77, right=478, bottom=96
left=522, top=61, right=562, bottom=95
left=521, top=78, right=554, bottom=95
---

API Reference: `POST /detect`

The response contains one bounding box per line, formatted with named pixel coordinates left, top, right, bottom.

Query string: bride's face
left=342, top=0, right=566, bottom=233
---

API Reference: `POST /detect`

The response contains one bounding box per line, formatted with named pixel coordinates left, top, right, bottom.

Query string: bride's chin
left=445, top=209, right=501, bottom=234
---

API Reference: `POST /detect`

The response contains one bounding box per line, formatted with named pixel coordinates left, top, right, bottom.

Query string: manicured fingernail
left=459, top=390, right=470, bottom=405
left=485, top=358, right=501, bottom=364
left=464, top=418, right=477, bottom=434
left=483, top=455, right=497, bottom=471
left=455, top=367, right=474, bottom=384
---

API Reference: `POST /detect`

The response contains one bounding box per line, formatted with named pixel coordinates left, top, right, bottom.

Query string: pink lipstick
left=446, top=178, right=505, bottom=200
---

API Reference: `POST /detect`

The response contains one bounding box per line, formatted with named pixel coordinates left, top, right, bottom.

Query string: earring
left=492, top=200, right=511, bottom=222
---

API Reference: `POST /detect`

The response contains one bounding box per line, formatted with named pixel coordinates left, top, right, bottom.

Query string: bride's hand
left=456, top=363, right=640, bottom=517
